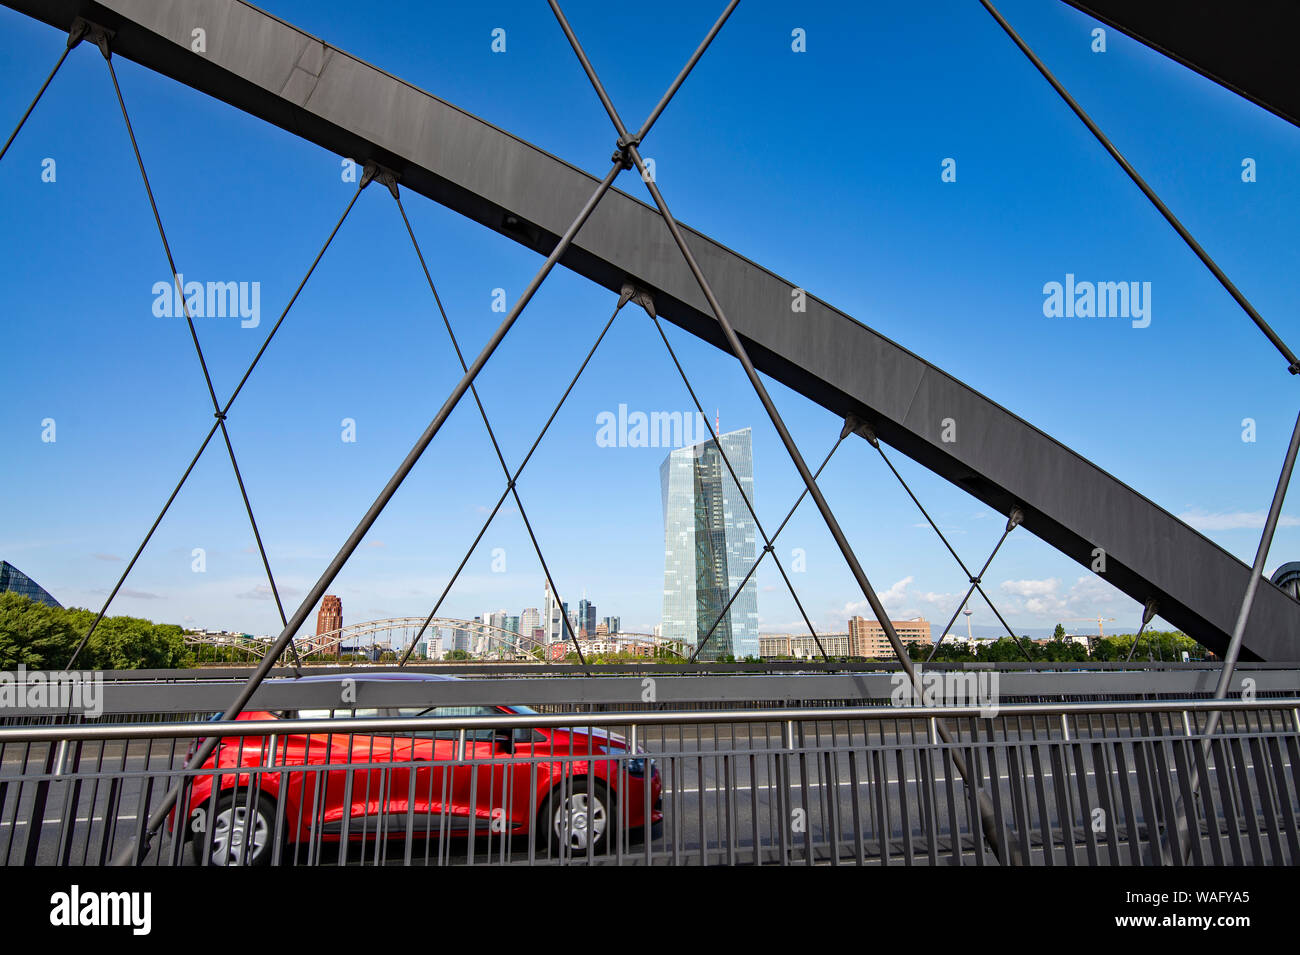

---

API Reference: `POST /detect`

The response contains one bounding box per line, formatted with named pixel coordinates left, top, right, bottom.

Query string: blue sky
left=2, top=0, right=1298, bottom=648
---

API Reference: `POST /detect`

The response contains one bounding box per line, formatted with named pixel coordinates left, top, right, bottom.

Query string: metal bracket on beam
left=1007, top=505, right=1025, bottom=532
left=70, top=17, right=113, bottom=59
left=359, top=161, right=394, bottom=194
left=1142, top=597, right=1159, bottom=627
left=841, top=414, right=878, bottom=446
left=618, top=281, right=656, bottom=318
left=66, top=17, right=89, bottom=49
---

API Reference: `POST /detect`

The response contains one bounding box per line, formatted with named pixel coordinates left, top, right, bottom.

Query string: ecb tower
left=660, top=428, right=757, bottom=660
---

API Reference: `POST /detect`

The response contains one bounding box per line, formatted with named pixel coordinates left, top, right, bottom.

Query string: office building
left=577, top=598, right=596, bottom=638
left=849, top=616, right=932, bottom=658
left=316, top=595, right=342, bottom=657
left=543, top=581, right=568, bottom=644
left=660, top=428, right=757, bottom=660
left=759, top=632, right=851, bottom=659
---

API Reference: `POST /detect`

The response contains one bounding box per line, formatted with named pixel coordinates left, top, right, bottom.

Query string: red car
left=178, top=673, right=662, bottom=865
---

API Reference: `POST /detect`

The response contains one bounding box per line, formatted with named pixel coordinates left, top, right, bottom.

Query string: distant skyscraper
left=543, top=580, right=566, bottom=644
left=520, top=607, right=541, bottom=649
left=660, top=428, right=757, bottom=660
left=482, top=611, right=511, bottom=655
left=602, top=616, right=621, bottom=635
left=316, top=595, right=342, bottom=657
left=520, top=607, right=540, bottom=631
left=578, top=598, right=596, bottom=638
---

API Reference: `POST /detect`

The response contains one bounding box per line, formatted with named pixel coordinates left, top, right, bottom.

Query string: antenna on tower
left=715, top=409, right=720, bottom=436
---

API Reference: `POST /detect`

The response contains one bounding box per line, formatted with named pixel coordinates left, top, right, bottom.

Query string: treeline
left=907, top=630, right=1206, bottom=663
left=0, top=592, right=191, bottom=670
left=559, top=649, right=695, bottom=665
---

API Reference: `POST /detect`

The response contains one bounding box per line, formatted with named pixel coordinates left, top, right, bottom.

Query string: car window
left=294, top=707, right=385, bottom=720
left=392, top=705, right=498, bottom=740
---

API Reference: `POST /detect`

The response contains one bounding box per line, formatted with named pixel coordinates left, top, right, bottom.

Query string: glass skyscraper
left=660, top=428, right=757, bottom=660
left=0, top=561, right=62, bottom=609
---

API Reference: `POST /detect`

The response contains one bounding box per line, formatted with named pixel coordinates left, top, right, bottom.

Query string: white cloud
left=988, top=574, right=1138, bottom=629
left=1000, top=577, right=1060, bottom=597
left=880, top=575, right=913, bottom=605
left=843, top=575, right=913, bottom=618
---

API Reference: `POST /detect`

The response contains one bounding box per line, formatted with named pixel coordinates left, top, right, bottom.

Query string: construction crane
left=1062, top=615, right=1118, bottom=638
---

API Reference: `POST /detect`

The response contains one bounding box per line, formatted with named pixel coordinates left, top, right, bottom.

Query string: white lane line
left=8, top=814, right=138, bottom=827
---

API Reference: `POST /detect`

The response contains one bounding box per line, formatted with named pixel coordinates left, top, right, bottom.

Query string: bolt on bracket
left=618, top=281, right=656, bottom=318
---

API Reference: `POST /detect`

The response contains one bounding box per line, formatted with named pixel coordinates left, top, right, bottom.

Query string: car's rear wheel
left=538, top=778, right=612, bottom=856
left=190, top=791, right=278, bottom=866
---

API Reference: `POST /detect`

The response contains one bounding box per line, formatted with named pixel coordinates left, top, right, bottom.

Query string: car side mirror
left=492, top=728, right=515, bottom=753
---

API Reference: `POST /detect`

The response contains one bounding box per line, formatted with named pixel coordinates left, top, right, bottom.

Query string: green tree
left=0, top=592, right=78, bottom=668
left=0, top=593, right=192, bottom=669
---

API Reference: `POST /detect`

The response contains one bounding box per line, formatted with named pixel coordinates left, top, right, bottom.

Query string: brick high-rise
left=317, top=595, right=343, bottom=657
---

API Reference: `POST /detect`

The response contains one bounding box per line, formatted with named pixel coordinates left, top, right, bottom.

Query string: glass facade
left=577, top=598, right=596, bottom=637
left=660, top=428, right=757, bottom=660
left=0, top=561, right=62, bottom=609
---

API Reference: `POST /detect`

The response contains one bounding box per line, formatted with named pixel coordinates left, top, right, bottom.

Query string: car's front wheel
left=190, top=791, right=278, bottom=866
left=539, top=778, right=612, bottom=856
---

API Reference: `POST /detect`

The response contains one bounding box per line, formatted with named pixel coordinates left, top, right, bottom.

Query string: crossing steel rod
left=691, top=431, right=845, bottom=662
left=549, top=0, right=1016, bottom=864
left=981, top=0, right=1300, bottom=859
left=69, top=44, right=307, bottom=671
left=926, top=511, right=1026, bottom=663
left=388, top=185, right=593, bottom=669
left=1170, top=404, right=1300, bottom=861
left=0, top=20, right=84, bottom=163
left=391, top=291, right=625, bottom=668
left=63, top=178, right=365, bottom=670
left=114, top=159, right=622, bottom=865
left=115, top=0, right=736, bottom=861
left=979, top=0, right=1300, bottom=375
left=859, top=424, right=1031, bottom=662
left=64, top=420, right=220, bottom=670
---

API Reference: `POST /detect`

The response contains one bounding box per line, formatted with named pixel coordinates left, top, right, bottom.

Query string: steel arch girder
left=7, top=0, right=1298, bottom=659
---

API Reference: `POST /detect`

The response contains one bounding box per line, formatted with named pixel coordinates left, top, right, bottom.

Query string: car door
left=290, top=707, right=388, bottom=842
left=390, top=705, right=498, bottom=834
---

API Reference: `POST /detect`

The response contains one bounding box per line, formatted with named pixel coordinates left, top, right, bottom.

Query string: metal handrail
left=2, top=697, right=1297, bottom=744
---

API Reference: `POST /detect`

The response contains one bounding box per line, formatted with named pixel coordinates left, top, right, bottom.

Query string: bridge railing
left=0, top=697, right=1295, bottom=866
left=4, top=665, right=1299, bottom=726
